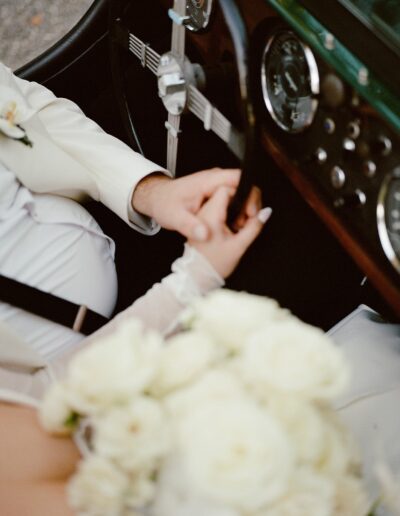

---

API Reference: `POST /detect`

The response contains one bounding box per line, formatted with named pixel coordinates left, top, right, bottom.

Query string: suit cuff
left=126, top=169, right=172, bottom=235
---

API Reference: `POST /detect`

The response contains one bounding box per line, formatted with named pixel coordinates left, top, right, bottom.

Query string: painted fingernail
left=192, top=224, right=208, bottom=241
left=257, top=207, right=273, bottom=224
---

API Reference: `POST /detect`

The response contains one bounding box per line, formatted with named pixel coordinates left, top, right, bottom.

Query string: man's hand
left=189, top=186, right=271, bottom=278
left=131, top=168, right=261, bottom=241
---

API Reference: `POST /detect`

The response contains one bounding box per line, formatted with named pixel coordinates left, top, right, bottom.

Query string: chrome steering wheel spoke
left=114, top=0, right=246, bottom=175
left=163, top=0, right=186, bottom=175
left=166, top=113, right=181, bottom=174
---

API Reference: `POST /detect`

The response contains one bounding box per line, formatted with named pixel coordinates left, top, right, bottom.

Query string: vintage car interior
left=17, top=0, right=400, bottom=330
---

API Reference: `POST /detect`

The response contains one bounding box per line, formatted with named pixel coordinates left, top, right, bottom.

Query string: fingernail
left=192, top=224, right=208, bottom=241
left=248, top=204, right=258, bottom=217
left=257, top=207, right=273, bottom=224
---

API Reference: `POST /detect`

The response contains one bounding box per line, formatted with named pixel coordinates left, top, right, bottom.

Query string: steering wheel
left=109, top=0, right=258, bottom=220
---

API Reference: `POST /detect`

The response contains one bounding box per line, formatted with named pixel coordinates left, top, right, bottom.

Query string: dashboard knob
left=370, top=135, right=392, bottom=157
left=304, top=147, right=328, bottom=165
left=330, top=166, right=346, bottom=189
left=362, top=160, right=377, bottom=178
left=343, top=138, right=356, bottom=160
left=323, top=117, right=336, bottom=134
left=321, top=73, right=346, bottom=108
left=314, top=147, right=328, bottom=164
left=334, top=189, right=367, bottom=208
left=347, top=120, right=361, bottom=139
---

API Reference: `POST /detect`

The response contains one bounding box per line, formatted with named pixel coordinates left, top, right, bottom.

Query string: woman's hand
left=188, top=186, right=272, bottom=279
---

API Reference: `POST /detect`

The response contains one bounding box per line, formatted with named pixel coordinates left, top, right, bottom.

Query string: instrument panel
left=179, top=0, right=400, bottom=315
left=252, top=17, right=400, bottom=307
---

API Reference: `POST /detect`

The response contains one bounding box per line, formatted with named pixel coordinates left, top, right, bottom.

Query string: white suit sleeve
left=0, top=62, right=170, bottom=233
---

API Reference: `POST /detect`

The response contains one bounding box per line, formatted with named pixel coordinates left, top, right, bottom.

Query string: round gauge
left=185, top=0, right=213, bottom=32
left=261, top=30, right=319, bottom=133
left=377, top=167, right=400, bottom=273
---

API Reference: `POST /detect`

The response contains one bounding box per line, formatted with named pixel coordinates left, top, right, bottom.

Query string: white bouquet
left=40, top=289, right=372, bottom=516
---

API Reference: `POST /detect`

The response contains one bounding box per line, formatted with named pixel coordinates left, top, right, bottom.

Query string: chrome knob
left=330, top=166, right=346, bottom=189
left=334, top=189, right=366, bottom=208
left=370, top=135, right=392, bottom=157
left=314, top=147, right=328, bottom=164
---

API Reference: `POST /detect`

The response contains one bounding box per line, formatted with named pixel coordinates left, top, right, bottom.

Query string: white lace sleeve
left=162, top=243, right=224, bottom=306
left=50, top=245, right=224, bottom=378
left=96, top=243, right=224, bottom=337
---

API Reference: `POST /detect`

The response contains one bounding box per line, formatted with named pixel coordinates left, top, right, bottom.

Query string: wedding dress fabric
left=0, top=237, right=224, bottom=401
left=329, top=306, right=400, bottom=509
left=1, top=276, right=400, bottom=514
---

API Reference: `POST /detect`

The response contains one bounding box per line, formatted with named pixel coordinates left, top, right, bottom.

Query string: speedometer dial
left=378, top=167, right=400, bottom=273
left=186, top=0, right=213, bottom=32
left=261, top=31, right=319, bottom=133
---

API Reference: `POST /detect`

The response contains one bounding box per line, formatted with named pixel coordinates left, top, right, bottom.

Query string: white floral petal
left=0, top=85, right=35, bottom=123
left=177, top=398, right=295, bottom=511
left=0, top=118, right=25, bottom=139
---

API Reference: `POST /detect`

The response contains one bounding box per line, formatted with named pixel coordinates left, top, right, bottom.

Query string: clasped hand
left=132, top=168, right=271, bottom=278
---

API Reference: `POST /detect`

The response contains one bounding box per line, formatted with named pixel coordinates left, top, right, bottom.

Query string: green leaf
left=18, top=134, right=33, bottom=147
left=64, top=412, right=80, bottom=430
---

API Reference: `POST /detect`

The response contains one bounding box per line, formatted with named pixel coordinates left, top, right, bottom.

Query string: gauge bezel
left=185, top=0, right=214, bottom=33
left=377, top=167, right=400, bottom=273
left=261, top=30, right=320, bottom=133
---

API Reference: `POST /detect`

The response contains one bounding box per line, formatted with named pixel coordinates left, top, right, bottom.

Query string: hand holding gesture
left=132, top=168, right=263, bottom=242
left=189, top=185, right=271, bottom=278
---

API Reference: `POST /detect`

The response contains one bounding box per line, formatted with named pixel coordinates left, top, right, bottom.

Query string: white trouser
left=0, top=195, right=118, bottom=361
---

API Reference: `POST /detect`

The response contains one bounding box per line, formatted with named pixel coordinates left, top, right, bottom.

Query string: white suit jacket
left=0, top=62, right=169, bottom=234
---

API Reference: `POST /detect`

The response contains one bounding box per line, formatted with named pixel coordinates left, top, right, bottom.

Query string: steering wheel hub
left=110, top=0, right=252, bottom=178
left=157, top=52, right=189, bottom=115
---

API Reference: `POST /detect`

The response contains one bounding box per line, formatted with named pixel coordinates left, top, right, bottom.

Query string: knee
left=0, top=403, right=79, bottom=483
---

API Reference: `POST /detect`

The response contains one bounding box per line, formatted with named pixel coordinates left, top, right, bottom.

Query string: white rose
left=68, top=455, right=129, bottom=516
left=164, top=368, right=245, bottom=418
left=150, top=455, right=241, bottom=516
left=126, top=472, right=157, bottom=509
left=65, top=319, right=162, bottom=414
left=39, top=382, right=74, bottom=435
left=238, top=319, right=349, bottom=401
left=267, top=400, right=360, bottom=477
left=176, top=398, right=294, bottom=511
left=257, top=468, right=334, bottom=516
left=318, top=410, right=361, bottom=476
left=93, top=396, right=170, bottom=472
left=182, top=290, right=287, bottom=351
left=150, top=331, right=222, bottom=396
left=0, top=116, right=25, bottom=139
left=265, top=395, right=326, bottom=466
left=334, top=475, right=370, bottom=516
